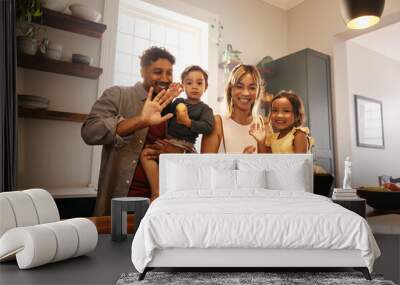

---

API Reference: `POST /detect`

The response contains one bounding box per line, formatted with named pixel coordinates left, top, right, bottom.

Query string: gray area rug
left=116, top=271, right=396, bottom=285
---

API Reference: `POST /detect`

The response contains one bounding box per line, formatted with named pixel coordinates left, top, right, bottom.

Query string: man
left=81, top=47, right=181, bottom=216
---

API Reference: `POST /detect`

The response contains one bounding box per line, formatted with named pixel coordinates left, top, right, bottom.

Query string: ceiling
left=351, top=22, right=400, bottom=62
left=262, top=0, right=305, bottom=10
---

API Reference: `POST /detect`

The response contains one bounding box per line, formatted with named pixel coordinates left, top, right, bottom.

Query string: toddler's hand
left=141, top=146, right=161, bottom=160
left=165, top=82, right=183, bottom=98
left=176, top=103, right=191, bottom=127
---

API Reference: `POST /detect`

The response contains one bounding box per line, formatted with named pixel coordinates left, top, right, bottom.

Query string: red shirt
left=128, top=123, right=166, bottom=197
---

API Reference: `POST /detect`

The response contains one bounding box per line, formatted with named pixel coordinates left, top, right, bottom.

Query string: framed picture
left=354, top=95, right=384, bottom=149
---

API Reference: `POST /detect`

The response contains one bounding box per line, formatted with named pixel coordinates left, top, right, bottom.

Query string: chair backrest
left=390, top=177, right=400, bottom=183
left=378, top=175, right=392, bottom=186
left=0, top=189, right=60, bottom=238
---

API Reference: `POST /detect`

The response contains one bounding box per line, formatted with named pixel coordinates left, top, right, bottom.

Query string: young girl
left=250, top=90, right=314, bottom=153
left=140, top=65, right=214, bottom=201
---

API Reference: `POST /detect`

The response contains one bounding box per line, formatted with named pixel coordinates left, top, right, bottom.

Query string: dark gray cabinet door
left=262, top=49, right=335, bottom=174
left=306, top=50, right=335, bottom=174
left=264, top=50, right=309, bottom=122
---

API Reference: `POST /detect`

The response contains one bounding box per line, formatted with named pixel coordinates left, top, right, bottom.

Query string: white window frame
left=115, top=0, right=209, bottom=100
left=89, top=0, right=220, bottom=189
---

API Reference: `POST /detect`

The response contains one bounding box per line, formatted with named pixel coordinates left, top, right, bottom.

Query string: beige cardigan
left=81, top=82, right=149, bottom=216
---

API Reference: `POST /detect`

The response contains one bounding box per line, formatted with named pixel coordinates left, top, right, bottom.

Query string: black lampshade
left=340, top=0, right=385, bottom=29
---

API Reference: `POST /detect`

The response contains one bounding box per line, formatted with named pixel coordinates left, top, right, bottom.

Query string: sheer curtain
left=0, top=0, right=18, bottom=192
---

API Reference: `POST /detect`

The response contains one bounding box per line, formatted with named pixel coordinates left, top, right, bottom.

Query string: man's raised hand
left=141, top=87, right=174, bottom=126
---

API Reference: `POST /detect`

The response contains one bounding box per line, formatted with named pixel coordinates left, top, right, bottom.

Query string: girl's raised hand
left=249, top=116, right=266, bottom=143
left=264, top=117, right=273, bottom=142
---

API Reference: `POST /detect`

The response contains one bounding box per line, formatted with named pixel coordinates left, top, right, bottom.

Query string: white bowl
left=44, top=42, right=63, bottom=60
left=41, top=0, right=69, bottom=12
left=47, top=42, right=63, bottom=52
left=45, top=49, right=62, bottom=60
left=69, top=4, right=101, bottom=22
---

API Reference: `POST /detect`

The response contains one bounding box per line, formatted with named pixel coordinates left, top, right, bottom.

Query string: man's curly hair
left=140, top=46, right=175, bottom=68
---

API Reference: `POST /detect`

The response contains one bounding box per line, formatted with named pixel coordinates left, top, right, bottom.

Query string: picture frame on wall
left=354, top=95, right=384, bottom=149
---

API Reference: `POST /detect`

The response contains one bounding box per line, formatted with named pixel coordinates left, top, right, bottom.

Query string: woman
left=201, top=64, right=264, bottom=153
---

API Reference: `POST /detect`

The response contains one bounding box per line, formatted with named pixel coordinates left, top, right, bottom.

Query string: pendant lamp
left=340, top=0, right=385, bottom=29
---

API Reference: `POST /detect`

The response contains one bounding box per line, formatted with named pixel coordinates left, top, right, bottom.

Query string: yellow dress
left=266, top=127, right=315, bottom=153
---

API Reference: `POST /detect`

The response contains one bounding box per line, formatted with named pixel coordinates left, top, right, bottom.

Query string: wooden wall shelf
left=18, top=53, right=103, bottom=79
left=33, top=8, right=107, bottom=38
left=18, top=108, right=88, bottom=123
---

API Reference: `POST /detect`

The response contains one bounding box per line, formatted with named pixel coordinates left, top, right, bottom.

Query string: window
left=114, top=0, right=209, bottom=101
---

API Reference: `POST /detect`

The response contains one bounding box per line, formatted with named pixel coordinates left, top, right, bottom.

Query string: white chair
left=0, top=189, right=98, bottom=269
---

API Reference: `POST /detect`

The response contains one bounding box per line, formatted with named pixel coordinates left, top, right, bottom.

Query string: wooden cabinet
left=262, top=48, right=335, bottom=174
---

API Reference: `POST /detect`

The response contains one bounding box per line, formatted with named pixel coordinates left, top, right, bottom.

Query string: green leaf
left=32, top=10, right=42, bottom=17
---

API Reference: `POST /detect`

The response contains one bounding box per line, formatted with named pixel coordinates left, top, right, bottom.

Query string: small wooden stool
left=111, top=197, right=149, bottom=242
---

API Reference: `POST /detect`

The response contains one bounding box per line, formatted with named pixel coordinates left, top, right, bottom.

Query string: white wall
left=288, top=0, right=400, bottom=55
left=287, top=0, right=400, bottom=183
left=145, top=0, right=288, bottom=65
left=176, top=0, right=288, bottom=64
left=17, top=0, right=104, bottom=189
left=346, top=42, right=400, bottom=187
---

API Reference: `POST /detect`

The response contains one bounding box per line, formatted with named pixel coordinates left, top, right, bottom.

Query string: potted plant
left=16, top=0, right=46, bottom=55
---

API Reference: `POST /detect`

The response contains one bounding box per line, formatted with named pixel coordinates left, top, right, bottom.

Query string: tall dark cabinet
left=262, top=48, right=335, bottom=175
